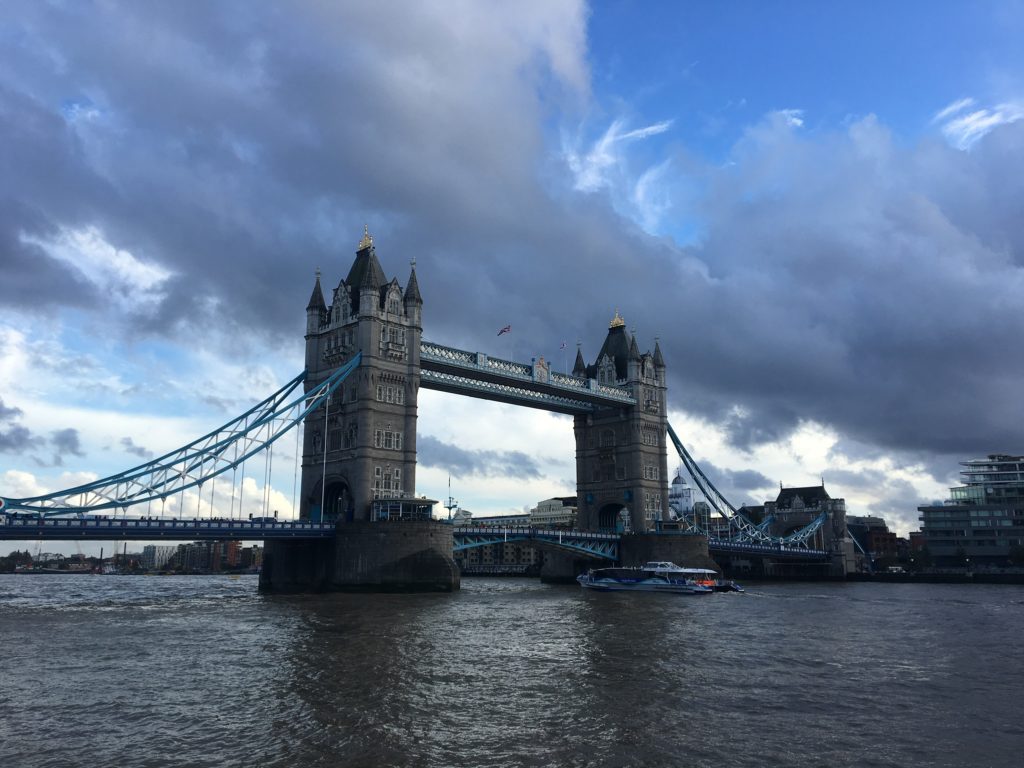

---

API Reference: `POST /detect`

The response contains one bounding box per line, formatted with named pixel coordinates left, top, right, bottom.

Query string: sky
left=3, top=0, right=1024, bottom=554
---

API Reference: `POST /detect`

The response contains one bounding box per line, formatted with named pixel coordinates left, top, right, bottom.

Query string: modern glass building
left=918, top=454, right=1024, bottom=566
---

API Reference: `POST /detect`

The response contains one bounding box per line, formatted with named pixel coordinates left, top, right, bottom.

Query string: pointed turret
left=306, top=269, right=326, bottom=335
left=347, top=226, right=387, bottom=314
left=572, top=346, right=586, bottom=377
left=628, top=334, right=641, bottom=360
left=306, top=269, right=326, bottom=312
left=626, top=330, right=642, bottom=382
left=404, top=262, right=422, bottom=305
left=653, top=338, right=665, bottom=368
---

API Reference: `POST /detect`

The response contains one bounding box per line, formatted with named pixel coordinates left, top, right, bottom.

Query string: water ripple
left=1, top=576, right=1022, bottom=767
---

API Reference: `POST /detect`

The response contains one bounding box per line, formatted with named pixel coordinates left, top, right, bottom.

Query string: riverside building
left=918, top=454, right=1024, bottom=567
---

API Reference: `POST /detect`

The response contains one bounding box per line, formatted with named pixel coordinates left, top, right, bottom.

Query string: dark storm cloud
left=3, top=0, right=1023, bottom=474
left=657, top=115, right=1024, bottom=458
left=120, top=437, right=153, bottom=459
left=0, top=398, right=23, bottom=422
left=417, top=435, right=543, bottom=480
left=0, top=424, right=40, bottom=454
left=32, top=428, right=87, bottom=467
left=51, top=428, right=84, bottom=458
left=0, top=398, right=41, bottom=453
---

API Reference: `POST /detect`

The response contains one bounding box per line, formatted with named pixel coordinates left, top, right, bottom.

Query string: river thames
left=1, top=575, right=1021, bottom=767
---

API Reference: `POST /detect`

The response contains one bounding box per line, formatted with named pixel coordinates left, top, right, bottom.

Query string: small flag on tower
left=559, top=341, right=567, bottom=350
left=497, top=324, right=511, bottom=336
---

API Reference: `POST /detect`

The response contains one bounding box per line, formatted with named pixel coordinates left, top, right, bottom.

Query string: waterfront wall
left=260, top=521, right=460, bottom=593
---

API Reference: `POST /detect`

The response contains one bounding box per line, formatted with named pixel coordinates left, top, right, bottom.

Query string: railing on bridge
left=0, top=514, right=337, bottom=541
left=420, top=340, right=635, bottom=414
left=451, top=524, right=829, bottom=562
left=453, top=525, right=620, bottom=560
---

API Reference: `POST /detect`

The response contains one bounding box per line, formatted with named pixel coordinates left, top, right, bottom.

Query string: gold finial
left=315, top=266, right=321, bottom=281
left=358, top=224, right=373, bottom=250
left=609, top=309, right=625, bottom=328
left=410, top=256, right=417, bottom=268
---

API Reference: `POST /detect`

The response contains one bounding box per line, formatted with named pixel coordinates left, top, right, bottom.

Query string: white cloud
left=564, top=118, right=673, bottom=193
left=933, top=97, right=1024, bottom=149
left=932, top=97, right=975, bottom=123
left=632, top=158, right=674, bottom=233
left=21, top=226, right=172, bottom=311
left=776, top=108, right=804, bottom=128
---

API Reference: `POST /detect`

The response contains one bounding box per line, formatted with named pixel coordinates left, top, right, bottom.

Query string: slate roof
left=774, top=485, right=831, bottom=509
left=585, top=324, right=631, bottom=380
left=572, top=348, right=586, bottom=377
left=306, top=273, right=326, bottom=311
left=404, top=267, right=422, bottom=304
left=344, top=243, right=388, bottom=314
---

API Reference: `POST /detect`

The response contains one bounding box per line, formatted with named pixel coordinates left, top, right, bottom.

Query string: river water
left=1, top=575, right=1021, bottom=768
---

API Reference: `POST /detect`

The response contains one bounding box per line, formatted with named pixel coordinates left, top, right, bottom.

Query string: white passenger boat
left=576, top=561, right=715, bottom=594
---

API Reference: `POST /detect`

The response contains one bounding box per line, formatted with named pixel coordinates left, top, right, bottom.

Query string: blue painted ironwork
left=708, top=538, right=829, bottom=560
left=0, top=354, right=361, bottom=516
left=667, top=421, right=829, bottom=550
left=0, top=514, right=336, bottom=541
left=420, top=340, right=634, bottom=413
left=453, top=525, right=619, bottom=560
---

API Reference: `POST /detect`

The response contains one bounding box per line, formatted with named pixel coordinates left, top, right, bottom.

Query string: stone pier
left=260, top=521, right=460, bottom=593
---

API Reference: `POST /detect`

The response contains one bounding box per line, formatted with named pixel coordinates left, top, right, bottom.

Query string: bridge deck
left=0, top=517, right=336, bottom=541
left=420, top=340, right=636, bottom=414
left=1, top=517, right=831, bottom=560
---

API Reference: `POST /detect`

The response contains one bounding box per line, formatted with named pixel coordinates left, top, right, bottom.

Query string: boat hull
left=577, top=575, right=712, bottom=594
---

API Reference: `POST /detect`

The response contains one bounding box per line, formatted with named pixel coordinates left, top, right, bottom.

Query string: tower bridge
left=0, top=229, right=849, bottom=589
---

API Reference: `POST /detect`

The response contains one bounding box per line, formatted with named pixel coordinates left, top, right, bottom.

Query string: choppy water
left=1, top=575, right=1022, bottom=768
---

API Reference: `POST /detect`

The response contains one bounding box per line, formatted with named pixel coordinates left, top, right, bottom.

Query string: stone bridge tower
left=299, top=228, right=422, bottom=523
left=573, top=312, right=669, bottom=533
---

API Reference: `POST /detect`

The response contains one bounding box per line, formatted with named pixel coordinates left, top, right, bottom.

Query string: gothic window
left=328, top=429, right=342, bottom=451
left=374, top=427, right=404, bottom=451
left=345, top=423, right=358, bottom=448
left=600, top=429, right=615, bottom=447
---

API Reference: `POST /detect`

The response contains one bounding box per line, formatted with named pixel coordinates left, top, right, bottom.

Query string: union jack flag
left=497, top=325, right=511, bottom=336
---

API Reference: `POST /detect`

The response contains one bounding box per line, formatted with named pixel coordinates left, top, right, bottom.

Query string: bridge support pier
left=539, top=551, right=605, bottom=584
left=260, top=521, right=460, bottom=593
left=619, top=533, right=719, bottom=571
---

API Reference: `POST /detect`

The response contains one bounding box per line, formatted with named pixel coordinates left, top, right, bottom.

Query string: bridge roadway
left=0, top=517, right=830, bottom=561
left=0, top=516, right=336, bottom=541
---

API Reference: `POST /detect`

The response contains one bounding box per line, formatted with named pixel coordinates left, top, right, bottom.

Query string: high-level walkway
left=420, top=340, right=635, bottom=414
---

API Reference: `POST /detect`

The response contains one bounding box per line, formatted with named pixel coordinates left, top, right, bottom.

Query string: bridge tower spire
left=573, top=311, right=669, bottom=534
left=298, top=229, right=422, bottom=524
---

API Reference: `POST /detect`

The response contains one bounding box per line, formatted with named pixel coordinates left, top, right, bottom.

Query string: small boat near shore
left=578, top=561, right=717, bottom=594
